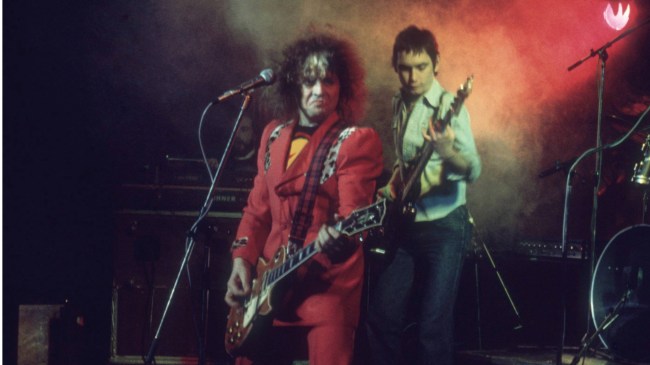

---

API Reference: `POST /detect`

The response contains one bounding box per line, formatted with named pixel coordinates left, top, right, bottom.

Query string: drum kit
left=565, top=17, right=650, bottom=361
left=588, top=133, right=650, bottom=362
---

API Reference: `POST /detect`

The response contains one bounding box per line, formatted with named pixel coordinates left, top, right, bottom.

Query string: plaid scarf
left=288, top=120, right=345, bottom=251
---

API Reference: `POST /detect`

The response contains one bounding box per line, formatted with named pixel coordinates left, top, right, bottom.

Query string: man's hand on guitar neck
left=435, top=91, right=455, bottom=124
left=423, top=119, right=471, bottom=176
left=376, top=168, right=402, bottom=202
left=423, top=121, right=456, bottom=159
left=315, top=218, right=357, bottom=264
left=422, top=90, right=456, bottom=159
left=225, top=257, right=252, bottom=307
left=314, top=223, right=341, bottom=252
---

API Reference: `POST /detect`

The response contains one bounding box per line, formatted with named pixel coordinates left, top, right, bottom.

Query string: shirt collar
left=421, top=78, right=444, bottom=109
left=395, top=78, right=444, bottom=109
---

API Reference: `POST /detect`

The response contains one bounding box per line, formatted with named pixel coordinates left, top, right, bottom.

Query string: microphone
left=214, top=68, right=276, bottom=103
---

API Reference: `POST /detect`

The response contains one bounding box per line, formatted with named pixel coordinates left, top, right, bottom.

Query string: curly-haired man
left=225, top=31, right=383, bottom=365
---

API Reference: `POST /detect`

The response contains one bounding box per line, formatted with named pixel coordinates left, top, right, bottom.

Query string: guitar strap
left=288, top=119, right=346, bottom=252
left=394, top=98, right=408, bottom=183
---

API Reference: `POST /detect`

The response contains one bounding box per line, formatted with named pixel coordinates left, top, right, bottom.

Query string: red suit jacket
left=231, top=113, right=383, bottom=327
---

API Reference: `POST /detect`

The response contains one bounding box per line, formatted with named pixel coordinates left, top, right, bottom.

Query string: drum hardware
left=587, top=225, right=650, bottom=363
left=560, top=17, right=650, bottom=364
left=570, top=289, right=631, bottom=365
left=631, top=134, right=650, bottom=224
left=631, top=135, right=650, bottom=185
left=561, top=23, right=650, bottom=360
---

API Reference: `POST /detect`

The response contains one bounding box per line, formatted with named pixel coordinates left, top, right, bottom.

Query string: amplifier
left=116, top=184, right=251, bottom=213
left=111, top=211, right=239, bottom=364
left=117, top=156, right=254, bottom=213
left=161, top=156, right=255, bottom=189
left=516, top=239, right=588, bottom=260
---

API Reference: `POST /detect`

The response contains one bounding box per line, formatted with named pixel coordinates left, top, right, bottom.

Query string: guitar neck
left=258, top=199, right=386, bottom=291
left=262, top=243, right=316, bottom=290
left=400, top=142, right=434, bottom=204
left=399, top=85, right=471, bottom=204
left=262, top=220, right=345, bottom=291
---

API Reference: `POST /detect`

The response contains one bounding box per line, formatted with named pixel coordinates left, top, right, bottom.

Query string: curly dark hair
left=268, top=31, right=367, bottom=124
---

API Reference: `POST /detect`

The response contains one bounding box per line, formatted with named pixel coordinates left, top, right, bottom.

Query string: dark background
left=4, top=0, right=650, bottom=364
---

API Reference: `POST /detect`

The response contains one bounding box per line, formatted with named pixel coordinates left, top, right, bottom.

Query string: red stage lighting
left=604, top=2, right=631, bottom=30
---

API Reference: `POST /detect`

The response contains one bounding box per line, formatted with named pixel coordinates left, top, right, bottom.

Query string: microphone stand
left=556, top=18, right=650, bottom=365
left=469, top=222, right=522, bottom=350
left=143, top=92, right=253, bottom=365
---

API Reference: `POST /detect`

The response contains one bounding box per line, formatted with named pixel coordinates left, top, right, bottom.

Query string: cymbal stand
left=469, top=221, right=522, bottom=350
left=558, top=17, right=650, bottom=365
left=143, top=92, right=253, bottom=365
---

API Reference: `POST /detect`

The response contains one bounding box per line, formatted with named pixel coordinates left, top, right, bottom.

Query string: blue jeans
left=366, top=206, right=472, bottom=365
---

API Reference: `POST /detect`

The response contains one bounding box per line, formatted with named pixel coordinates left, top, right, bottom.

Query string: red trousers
left=234, top=325, right=356, bottom=365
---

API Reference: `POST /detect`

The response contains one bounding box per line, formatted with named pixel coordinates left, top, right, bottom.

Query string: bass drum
left=590, top=224, right=650, bottom=362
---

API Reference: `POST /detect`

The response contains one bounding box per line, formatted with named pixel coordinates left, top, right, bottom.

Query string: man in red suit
left=224, top=31, right=384, bottom=365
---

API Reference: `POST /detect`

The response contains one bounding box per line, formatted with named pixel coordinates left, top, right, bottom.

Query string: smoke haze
left=80, top=0, right=650, bottom=248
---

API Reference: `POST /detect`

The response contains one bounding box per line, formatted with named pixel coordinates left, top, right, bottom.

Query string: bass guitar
left=224, top=199, right=387, bottom=356
left=369, top=76, right=474, bottom=257
left=396, top=75, right=474, bottom=220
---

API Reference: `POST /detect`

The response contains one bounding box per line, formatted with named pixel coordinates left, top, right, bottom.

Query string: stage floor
left=457, top=347, right=649, bottom=365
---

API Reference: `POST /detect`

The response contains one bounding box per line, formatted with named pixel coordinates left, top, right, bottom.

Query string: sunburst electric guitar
left=224, top=199, right=387, bottom=356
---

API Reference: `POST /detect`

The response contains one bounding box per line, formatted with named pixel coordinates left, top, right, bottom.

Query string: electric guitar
left=224, top=199, right=387, bottom=356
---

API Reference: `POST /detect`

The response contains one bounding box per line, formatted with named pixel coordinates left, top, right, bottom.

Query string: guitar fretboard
left=261, top=242, right=319, bottom=290
left=258, top=199, right=386, bottom=292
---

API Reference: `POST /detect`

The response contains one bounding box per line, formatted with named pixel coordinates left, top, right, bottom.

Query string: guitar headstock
left=457, top=75, right=474, bottom=100
left=338, top=199, right=387, bottom=237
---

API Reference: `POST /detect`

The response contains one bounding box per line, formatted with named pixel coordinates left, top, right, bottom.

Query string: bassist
left=367, top=25, right=482, bottom=365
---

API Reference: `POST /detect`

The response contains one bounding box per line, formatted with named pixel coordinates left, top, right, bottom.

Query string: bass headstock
left=457, top=74, right=474, bottom=100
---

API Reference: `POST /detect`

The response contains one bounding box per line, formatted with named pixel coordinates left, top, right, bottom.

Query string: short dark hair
left=271, top=32, right=367, bottom=123
left=392, top=25, right=440, bottom=72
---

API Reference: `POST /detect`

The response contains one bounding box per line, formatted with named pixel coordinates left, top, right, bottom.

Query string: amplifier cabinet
left=116, top=184, right=251, bottom=213
left=455, top=254, right=591, bottom=350
left=110, top=210, right=240, bottom=365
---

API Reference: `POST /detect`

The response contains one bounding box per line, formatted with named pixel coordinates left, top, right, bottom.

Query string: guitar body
left=224, top=246, right=290, bottom=357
